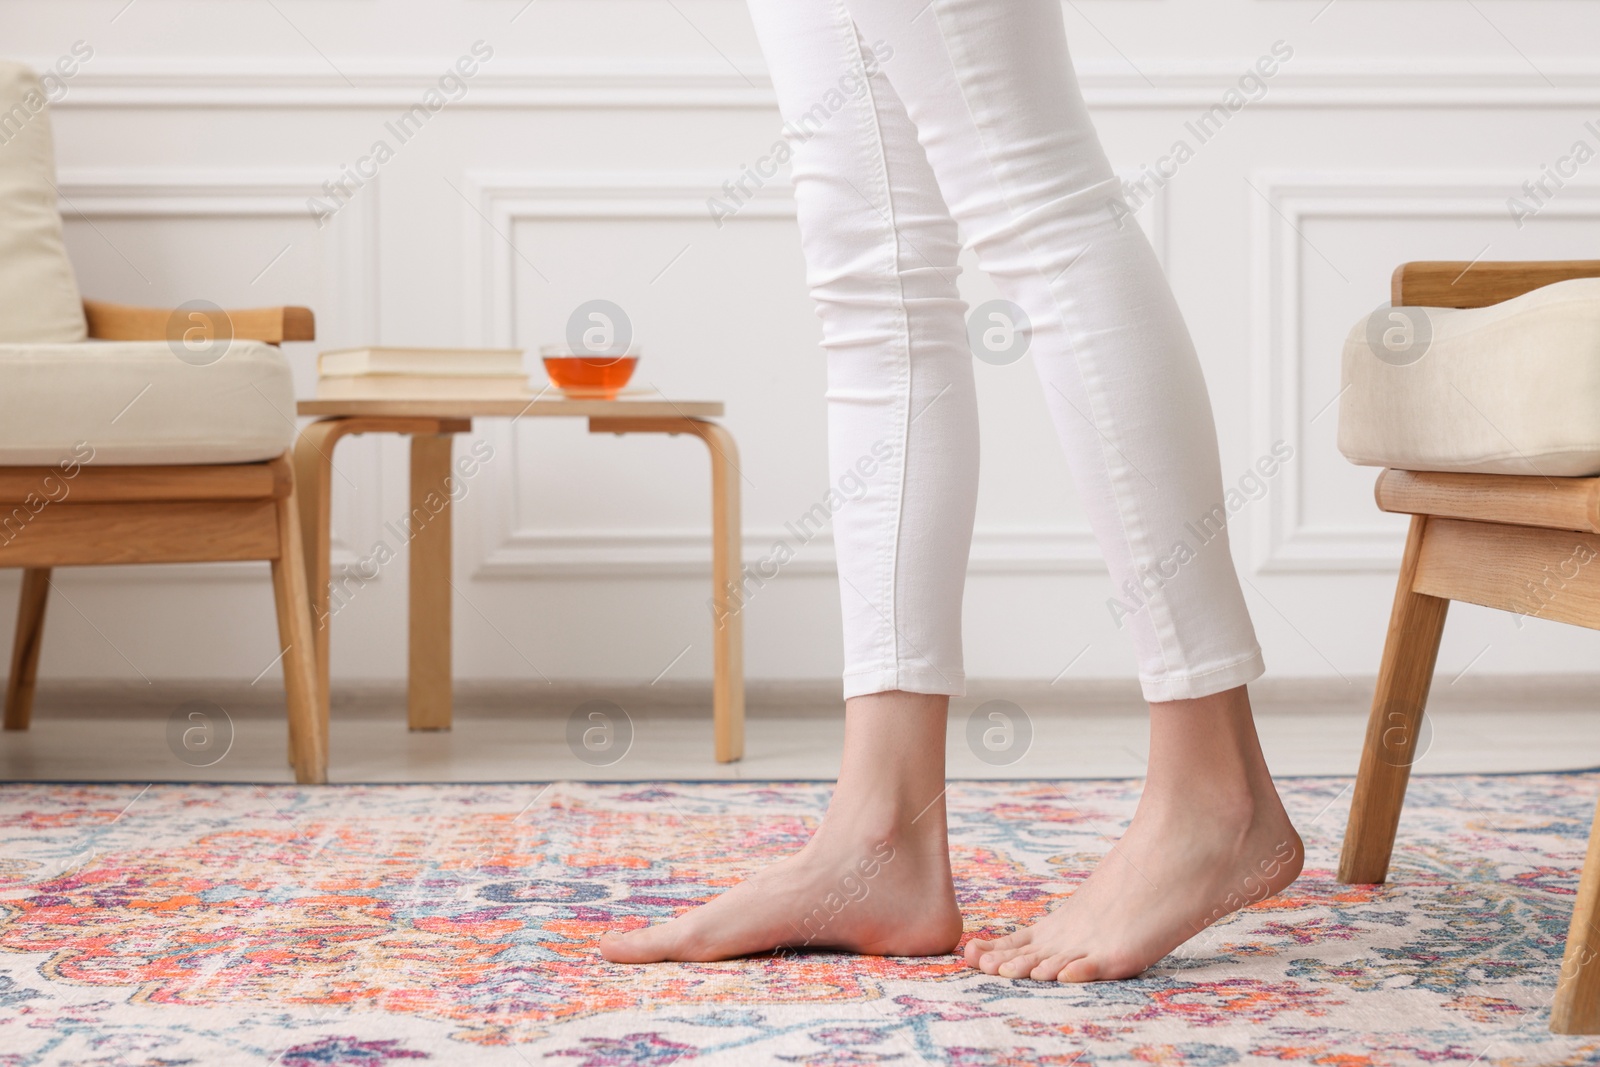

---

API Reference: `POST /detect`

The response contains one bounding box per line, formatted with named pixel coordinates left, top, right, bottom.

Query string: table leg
left=588, top=415, right=745, bottom=762
left=408, top=434, right=454, bottom=731
left=294, top=416, right=471, bottom=747
left=697, top=421, right=746, bottom=763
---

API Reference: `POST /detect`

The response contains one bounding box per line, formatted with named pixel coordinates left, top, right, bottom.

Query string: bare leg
left=600, top=691, right=962, bottom=962
left=965, top=685, right=1303, bottom=982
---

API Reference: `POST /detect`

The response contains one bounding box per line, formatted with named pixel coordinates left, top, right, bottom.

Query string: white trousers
left=745, top=0, right=1264, bottom=703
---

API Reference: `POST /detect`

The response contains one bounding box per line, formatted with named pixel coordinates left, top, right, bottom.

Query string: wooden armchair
left=1338, top=260, right=1600, bottom=1033
left=2, top=300, right=327, bottom=784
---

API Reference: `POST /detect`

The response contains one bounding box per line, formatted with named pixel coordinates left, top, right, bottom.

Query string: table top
left=297, top=397, right=723, bottom=419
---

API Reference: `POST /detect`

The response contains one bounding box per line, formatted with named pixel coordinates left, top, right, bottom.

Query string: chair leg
left=293, top=421, right=340, bottom=746
left=1338, top=515, right=1449, bottom=884
left=271, top=486, right=328, bottom=784
left=4, top=568, right=51, bottom=731
left=1554, top=790, right=1600, bottom=1033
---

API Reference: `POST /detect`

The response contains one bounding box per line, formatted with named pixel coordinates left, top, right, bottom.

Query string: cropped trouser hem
left=842, top=666, right=966, bottom=701
left=1138, top=648, right=1266, bottom=704
left=841, top=651, right=1262, bottom=704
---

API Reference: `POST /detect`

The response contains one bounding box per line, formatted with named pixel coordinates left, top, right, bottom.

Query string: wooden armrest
left=82, top=299, right=316, bottom=344
left=1393, top=260, right=1600, bottom=309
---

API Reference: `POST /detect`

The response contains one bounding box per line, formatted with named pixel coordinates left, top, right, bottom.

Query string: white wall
left=8, top=0, right=1600, bottom=694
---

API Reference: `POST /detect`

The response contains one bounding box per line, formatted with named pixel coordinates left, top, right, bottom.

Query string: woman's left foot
left=965, top=750, right=1303, bottom=982
left=601, top=690, right=963, bottom=964
left=598, top=817, right=962, bottom=963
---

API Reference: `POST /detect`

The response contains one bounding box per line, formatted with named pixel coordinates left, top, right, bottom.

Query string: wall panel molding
left=473, top=526, right=1105, bottom=579
left=34, top=58, right=1600, bottom=111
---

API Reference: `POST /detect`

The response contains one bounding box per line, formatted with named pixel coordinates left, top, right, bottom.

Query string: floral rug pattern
left=1, top=775, right=1598, bottom=1065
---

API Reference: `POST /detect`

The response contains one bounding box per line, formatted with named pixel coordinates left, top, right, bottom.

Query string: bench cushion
left=0, top=62, right=87, bottom=343
left=0, top=341, right=296, bottom=465
left=1339, top=277, right=1600, bottom=476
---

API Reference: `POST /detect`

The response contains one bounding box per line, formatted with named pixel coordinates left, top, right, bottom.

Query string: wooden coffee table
left=293, top=397, right=744, bottom=762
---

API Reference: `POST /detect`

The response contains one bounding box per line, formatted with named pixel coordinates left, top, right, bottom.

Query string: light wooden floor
left=3, top=681, right=1598, bottom=784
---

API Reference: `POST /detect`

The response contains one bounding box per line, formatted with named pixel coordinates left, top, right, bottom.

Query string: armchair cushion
left=1339, top=278, right=1600, bottom=477
left=0, top=62, right=87, bottom=343
left=0, top=340, right=296, bottom=465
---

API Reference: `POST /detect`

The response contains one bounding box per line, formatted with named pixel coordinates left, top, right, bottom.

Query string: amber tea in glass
left=540, top=345, right=639, bottom=399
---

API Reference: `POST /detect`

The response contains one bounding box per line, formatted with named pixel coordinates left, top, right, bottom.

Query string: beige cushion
left=0, top=341, right=296, bottom=465
left=1338, top=278, right=1600, bottom=476
left=0, top=62, right=86, bottom=343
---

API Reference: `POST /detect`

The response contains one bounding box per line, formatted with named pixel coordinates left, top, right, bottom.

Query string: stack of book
left=316, top=346, right=529, bottom=399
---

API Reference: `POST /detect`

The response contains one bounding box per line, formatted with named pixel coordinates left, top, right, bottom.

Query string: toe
left=997, top=953, right=1042, bottom=980
left=598, top=925, right=671, bottom=964
left=976, top=933, right=1031, bottom=975
left=1030, top=952, right=1081, bottom=982
left=1058, top=954, right=1100, bottom=983
left=1059, top=951, right=1146, bottom=983
left=598, top=931, right=640, bottom=964
left=963, top=937, right=996, bottom=968
left=985, top=930, right=1030, bottom=957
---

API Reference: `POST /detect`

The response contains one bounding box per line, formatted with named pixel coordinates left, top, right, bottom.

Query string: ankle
left=838, top=691, right=949, bottom=785
left=819, top=785, right=948, bottom=848
left=824, top=689, right=950, bottom=845
left=1145, top=686, right=1279, bottom=806
left=1140, top=776, right=1258, bottom=832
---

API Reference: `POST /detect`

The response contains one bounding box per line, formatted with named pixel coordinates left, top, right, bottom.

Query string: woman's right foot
left=963, top=684, right=1303, bottom=982
left=963, top=769, right=1301, bottom=981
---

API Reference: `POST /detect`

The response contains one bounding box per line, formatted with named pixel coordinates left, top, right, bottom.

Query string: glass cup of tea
left=539, top=344, right=640, bottom=400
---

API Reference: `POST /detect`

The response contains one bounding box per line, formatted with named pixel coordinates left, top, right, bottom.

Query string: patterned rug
left=1, top=775, right=1599, bottom=1066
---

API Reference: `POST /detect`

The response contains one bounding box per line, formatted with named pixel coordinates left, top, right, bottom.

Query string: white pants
left=745, top=0, right=1264, bottom=703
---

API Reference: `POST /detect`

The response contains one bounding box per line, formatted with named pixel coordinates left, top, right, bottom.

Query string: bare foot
left=599, top=821, right=962, bottom=962
left=965, top=776, right=1302, bottom=981
left=600, top=690, right=963, bottom=964
left=965, top=685, right=1304, bottom=982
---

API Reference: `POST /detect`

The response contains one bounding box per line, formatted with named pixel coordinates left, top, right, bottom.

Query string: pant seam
left=842, top=5, right=916, bottom=685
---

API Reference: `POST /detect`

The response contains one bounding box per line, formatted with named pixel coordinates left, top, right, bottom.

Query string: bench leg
left=4, top=568, right=50, bottom=731
left=1338, top=515, right=1448, bottom=884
